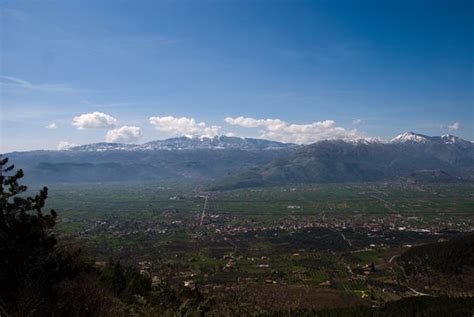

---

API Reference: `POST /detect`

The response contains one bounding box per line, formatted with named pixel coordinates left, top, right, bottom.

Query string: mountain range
left=213, top=133, right=474, bottom=189
left=68, top=135, right=297, bottom=152
left=4, top=133, right=473, bottom=188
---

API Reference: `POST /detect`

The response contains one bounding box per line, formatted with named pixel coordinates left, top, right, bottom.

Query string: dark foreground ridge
left=263, top=297, right=474, bottom=317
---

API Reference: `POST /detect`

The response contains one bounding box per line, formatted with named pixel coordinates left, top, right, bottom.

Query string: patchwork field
left=31, top=182, right=474, bottom=312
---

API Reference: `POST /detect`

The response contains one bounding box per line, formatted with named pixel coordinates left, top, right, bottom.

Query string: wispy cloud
left=45, top=122, right=58, bottom=129
left=0, top=76, right=80, bottom=93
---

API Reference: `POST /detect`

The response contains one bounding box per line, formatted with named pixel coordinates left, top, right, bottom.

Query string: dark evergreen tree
left=0, top=156, right=209, bottom=316
left=0, top=156, right=58, bottom=309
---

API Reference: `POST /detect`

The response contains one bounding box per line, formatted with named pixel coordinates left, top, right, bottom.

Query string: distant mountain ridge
left=61, top=132, right=474, bottom=152
left=4, top=132, right=474, bottom=186
left=68, top=135, right=297, bottom=152
left=5, top=136, right=296, bottom=184
left=212, top=132, right=474, bottom=189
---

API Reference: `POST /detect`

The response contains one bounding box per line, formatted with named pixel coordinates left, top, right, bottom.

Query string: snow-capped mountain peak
left=390, top=132, right=430, bottom=144
left=390, top=132, right=471, bottom=147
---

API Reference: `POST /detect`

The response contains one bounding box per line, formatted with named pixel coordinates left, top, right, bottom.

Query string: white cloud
left=352, top=119, right=362, bottom=125
left=224, top=116, right=360, bottom=144
left=149, top=116, right=220, bottom=137
left=45, top=122, right=57, bottom=129
left=448, top=121, right=460, bottom=132
left=224, top=117, right=289, bottom=130
left=72, top=112, right=117, bottom=129
left=106, top=126, right=142, bottom=143
left=57, top=141, right=77, bottom=150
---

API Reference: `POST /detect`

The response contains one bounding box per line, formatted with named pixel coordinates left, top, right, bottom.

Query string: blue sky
left=1, top=0, right=473, bottom=152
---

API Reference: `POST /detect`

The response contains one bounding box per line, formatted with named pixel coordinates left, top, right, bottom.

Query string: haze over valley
left=1, top=0, right=473, bottom=316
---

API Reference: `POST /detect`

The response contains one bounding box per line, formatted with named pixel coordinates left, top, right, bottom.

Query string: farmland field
left=27, top=181, right=474, bottom=312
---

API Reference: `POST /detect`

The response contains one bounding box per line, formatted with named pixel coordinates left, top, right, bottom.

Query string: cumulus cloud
left=224, top=117, right=271, bottom=128
left=72, top=112, right=117, bottom=129
left=106, top=126, right=142, bottom=143
left=224, top=116, right=360, bottom=144
left=448, top=121, right=460, bottom=132
left=352, top=119, right=362, bottom=125
left=57, top=141, right=77, bottom=150
left=149, top=116, right=220, bottom=137
left=45, top=122, right=57, bottom=129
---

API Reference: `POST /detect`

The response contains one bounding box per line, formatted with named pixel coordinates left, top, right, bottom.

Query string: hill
left=397, top=234, right=474, bottom=293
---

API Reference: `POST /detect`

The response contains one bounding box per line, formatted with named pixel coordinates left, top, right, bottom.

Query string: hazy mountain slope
left=212, top=133, right=474, bottom=190
left=69, top=135, right=296, bottom=152
left=5, top=132, right=473, bottom=187
left=5, top=136, right=296, bottom=184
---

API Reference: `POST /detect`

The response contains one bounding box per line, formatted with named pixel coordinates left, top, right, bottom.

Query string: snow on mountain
left=66, top=135, right=296, bottom=152
left=349, top=137, right=386, bottom=145
left=440, top=134, right=472, bottom=147
left=63, top=133, right=471, bottom=152
left=141, top=135, right=296, bottom=151
left=391, top=132, right=431, bottom=144
left=69, top=142, right=139, bottom=152
left=11, top=132, right=472, bottom=185
left=391, top=132, right=471, bottom=147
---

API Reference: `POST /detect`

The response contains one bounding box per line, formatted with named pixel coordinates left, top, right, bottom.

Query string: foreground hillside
left=266, top=297, right=474, bottom=316
left=398, top=234, right=474, bottom=293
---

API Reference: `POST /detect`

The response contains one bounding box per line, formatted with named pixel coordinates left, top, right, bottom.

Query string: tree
left=0, top=156, right=183, bottom=316
left=0, top=156, right=57, bottom=310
